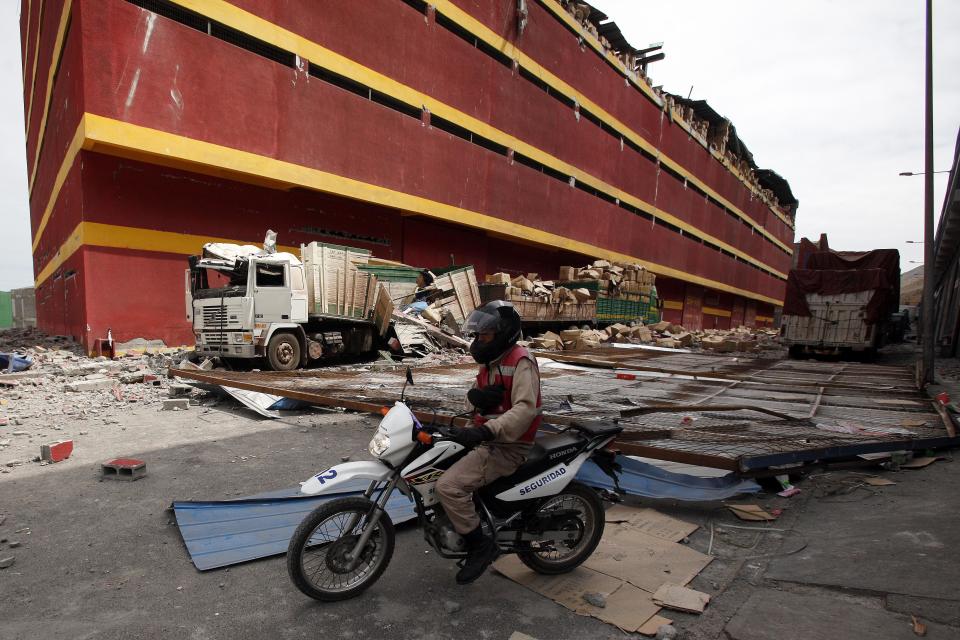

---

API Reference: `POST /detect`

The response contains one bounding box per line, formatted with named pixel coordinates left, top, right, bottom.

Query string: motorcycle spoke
left=298, top=508, right=384, bottom=594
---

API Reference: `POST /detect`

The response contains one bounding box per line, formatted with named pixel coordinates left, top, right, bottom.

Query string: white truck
left=186, top=238, right=389, bottom=370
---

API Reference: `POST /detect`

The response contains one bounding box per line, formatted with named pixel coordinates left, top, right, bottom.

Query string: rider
left=435, top=300, right=542, bottom=584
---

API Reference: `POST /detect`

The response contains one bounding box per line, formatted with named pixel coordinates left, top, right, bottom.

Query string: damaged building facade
left=21, top=0, right=798, bottom=351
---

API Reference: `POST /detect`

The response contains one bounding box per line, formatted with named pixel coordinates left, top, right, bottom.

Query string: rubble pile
left=559, top=0, right=794, bottom=218
left=0, top=328, right=191, bottom=473
left=486, top=259, right=656, bottom=307
left=529, top=321, right=780, bottom=354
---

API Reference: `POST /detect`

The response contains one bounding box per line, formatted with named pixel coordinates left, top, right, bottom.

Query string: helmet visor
left=462, top=307, right=501, bottom=337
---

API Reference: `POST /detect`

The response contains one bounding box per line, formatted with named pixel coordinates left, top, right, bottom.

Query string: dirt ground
left=1, top=336, right=958, bottom=639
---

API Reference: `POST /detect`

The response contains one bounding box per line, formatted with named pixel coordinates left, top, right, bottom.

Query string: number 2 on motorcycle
left=313, top=469, right=338, bottom=484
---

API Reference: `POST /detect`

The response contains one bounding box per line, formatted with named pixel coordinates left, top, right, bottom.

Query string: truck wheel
left=267, top=332, right=301, bottom=371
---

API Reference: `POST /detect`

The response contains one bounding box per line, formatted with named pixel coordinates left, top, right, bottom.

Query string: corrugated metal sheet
left=171, top=480, right=416, bottom=571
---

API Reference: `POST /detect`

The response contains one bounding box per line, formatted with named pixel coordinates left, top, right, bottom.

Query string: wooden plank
left=931, top=400, right=956, bottom=437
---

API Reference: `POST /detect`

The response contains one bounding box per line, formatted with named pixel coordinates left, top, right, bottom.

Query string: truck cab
left=188, top=251, right=309, bottom=369
left=186, top=240, right=383, bottom=370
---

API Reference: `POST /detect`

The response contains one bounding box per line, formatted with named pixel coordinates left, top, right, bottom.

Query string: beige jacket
left=468, top=354, right=540, bottom=456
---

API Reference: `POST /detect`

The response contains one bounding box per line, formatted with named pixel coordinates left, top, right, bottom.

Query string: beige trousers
left=435, top=445, right=526, bottom=534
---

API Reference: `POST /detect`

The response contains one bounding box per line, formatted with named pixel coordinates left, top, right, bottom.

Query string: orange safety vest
left=474, top=344, right=542, bottom=443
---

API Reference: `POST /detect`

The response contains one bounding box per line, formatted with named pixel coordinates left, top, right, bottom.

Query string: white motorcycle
left=286, top=372, right=623, bottom=601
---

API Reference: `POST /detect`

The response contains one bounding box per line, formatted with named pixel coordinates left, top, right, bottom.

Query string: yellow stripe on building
left=702, top=306, right=733, bottom=318
left=27, top=0, right=72, bottom=195
left=167, top=0, right=792, bottom=259
left=536, top=0, right=794, bottom=231
left=32, top=113, right=783, bottom=306
left=662, top=300, right=683, bottom=311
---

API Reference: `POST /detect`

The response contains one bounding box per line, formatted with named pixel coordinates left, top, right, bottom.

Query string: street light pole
left=922, top=0, right=935, bottom=384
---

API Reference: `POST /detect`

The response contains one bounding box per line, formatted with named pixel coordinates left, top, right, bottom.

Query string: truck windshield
left=193, top=261, right=248, bottom=299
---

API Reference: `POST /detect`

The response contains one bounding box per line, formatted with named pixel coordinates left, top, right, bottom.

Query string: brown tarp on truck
left=784, top=249, right=900, bottom=324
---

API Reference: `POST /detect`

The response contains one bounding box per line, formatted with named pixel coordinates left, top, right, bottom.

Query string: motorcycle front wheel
left=518, top=481, right=605, bottom=575
left=287, top=496, right=395, bottom=601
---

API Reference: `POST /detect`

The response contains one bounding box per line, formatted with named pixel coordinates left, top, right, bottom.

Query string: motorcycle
left=286, top=371, right=623, bottom=601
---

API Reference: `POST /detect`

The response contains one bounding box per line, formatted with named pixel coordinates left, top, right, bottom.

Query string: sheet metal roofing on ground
left=173, top=348, right=959, bottom=473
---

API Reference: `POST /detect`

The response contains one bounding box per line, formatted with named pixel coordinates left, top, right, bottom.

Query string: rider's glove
left=447, top=424, right=494, bottom=447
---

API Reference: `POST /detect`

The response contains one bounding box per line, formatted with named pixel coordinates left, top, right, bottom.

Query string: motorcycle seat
left=524, top=431, right=585, bottom=467
left=569, top=420, right=622, bottom=438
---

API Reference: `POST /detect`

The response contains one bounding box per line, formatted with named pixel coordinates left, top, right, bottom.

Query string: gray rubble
left=0, top=327, right=193, bottom=475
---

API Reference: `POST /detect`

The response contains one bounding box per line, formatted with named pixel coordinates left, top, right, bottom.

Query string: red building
left=21, top=0, right=797, bottom=351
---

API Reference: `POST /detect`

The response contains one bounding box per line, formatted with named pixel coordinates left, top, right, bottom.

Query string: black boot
left=456, top=526, right=500, bottom=585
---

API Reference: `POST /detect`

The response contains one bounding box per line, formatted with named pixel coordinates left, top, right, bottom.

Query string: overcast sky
left=591, top=0, right=960, bottom=269
left=0, top=2, right=958, bottom=290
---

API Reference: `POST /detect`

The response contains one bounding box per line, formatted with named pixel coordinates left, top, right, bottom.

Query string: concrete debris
left=529, top=323, right=779, bottom=354
left=484, top=261, right=658, bottom=325
left=162, top=399, right=190, bottom=411
left=0, top=327, right=188, bottom=475
left=583, top=592, right=607, bottom=608
left=442, top=600, right=461, bottom=614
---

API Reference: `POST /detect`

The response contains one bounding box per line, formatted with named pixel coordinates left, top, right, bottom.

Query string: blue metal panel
left=172, top=479, right=416, bottom=571
left=173, top=457, right=759, bottom=571
left=576, top=455, right=760, bottom=501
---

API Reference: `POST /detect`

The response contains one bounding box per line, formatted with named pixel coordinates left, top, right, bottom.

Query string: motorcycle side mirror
left=400, top=367, right=414, bottom=403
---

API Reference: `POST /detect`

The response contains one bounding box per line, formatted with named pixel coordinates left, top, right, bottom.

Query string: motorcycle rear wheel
left=518, top=482, right=605, bottom=575
left=287, top=496, right=395, bottom=601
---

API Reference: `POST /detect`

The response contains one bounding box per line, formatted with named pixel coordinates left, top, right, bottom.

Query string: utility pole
left=922, top=0, right=935, bottom=384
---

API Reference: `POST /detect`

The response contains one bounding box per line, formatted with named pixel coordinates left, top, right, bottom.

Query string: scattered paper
left=585, top=527, right=713, bottom=593
left=901, top=456, right=945, bottom=469
left=727, top=504, right=778, bottom=521
left=603, top=505, right=698, bottom=542
left=493, top=557, right=659, bottom=633
left=493, top=505, right=711, bottom=633
left=652, top=584, right=710, bottom=613
left=864, top=477, right=897, bottom=486
left=637, top=615, right=673, bottom=637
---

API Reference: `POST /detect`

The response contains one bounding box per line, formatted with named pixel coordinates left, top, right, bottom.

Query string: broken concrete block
left=101, top=458, right=146, bottom=481
left=64, top=378, right=115, bottom=392
left=162, top=399, right=190, bottom=411
left=656, top=338, right=678, bottom=348
left=119, top=372, right=145, bottom=384
left=168, top=384, right=193, bottom=398
left=650, top=321, right=671, bottom=332
left=673, top=332, right=693, bottom=347
left=40, top=440, right=74, bottom=463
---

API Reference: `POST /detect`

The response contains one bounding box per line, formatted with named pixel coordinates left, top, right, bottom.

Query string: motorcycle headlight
left=368, top=432, right=391, bottom=457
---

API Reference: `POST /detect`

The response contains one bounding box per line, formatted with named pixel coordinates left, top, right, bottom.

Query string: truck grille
left=202, top=307, right=228, bottom=328
left=203, top=333, right=228, bottom=346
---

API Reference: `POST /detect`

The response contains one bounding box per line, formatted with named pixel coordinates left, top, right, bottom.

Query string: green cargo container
left=0, top=291, right=12, bottom=329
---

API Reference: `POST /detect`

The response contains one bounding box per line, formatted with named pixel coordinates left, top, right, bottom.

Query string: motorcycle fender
left=299, top=461, right=392, bottom=495
left=495, top=451, right=593, bottom=502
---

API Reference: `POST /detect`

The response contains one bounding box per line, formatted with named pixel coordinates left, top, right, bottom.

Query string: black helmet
left=463, top=300, right=522, bottom=365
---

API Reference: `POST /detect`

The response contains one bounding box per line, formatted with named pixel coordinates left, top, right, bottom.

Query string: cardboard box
left=558, top=266, right=577, bottom=280
left=486, top=272, right=511, bottom=284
